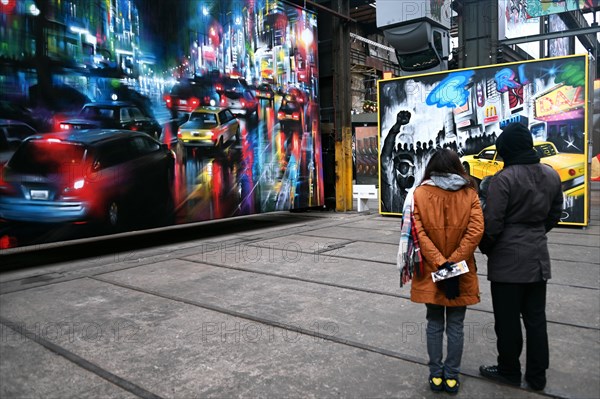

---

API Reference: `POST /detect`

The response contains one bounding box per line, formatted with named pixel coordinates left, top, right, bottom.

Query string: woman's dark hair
left=421, top=148, right=476, bottom=189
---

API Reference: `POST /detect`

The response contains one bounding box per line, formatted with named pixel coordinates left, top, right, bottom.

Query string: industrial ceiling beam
left=500, top=26, right=600, bottom=47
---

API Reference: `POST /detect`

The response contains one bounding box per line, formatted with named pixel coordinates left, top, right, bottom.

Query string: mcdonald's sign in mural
left=378, top=55, right=589, bottom=226
left=484, top=105, right=499, bottom=124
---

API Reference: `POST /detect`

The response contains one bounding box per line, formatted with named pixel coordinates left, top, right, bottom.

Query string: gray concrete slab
left=0, top=331, right=136, bottom=399
left=86, top=259, right=597, bottom=398
left=299, top=226, right=401, bottom=245
left=182, top=250, right=401, bottom=295
left=0, top=237, right=249, bottom=295
left=232, top=212, right=364, bottom=237
left=546, top=231, right=600, bottom=247
left=326, top=241, right=398, bottom=263
left=337, top=218, right=402, bottom=232
left=0, top=278, right=542, bottom=399
left=244, top=235, right=353, bottom=256
left=548, top=243, right=600, bottom=264
left=179, top=246, right=599, bottom=329
left=475, top=253, right=599, bottom=289
left=173, top=234, right=598, bottom=330
left=550, top=224, right=600, bottom=236
left=0, top=239, right=209, bottom=285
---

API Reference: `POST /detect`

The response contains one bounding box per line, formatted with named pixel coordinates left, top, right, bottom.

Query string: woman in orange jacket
left=410, top=149, right=484, bottom=394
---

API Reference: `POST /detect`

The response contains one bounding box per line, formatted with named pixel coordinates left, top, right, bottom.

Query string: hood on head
left=497, top=123, right=540, bottom=166
left=430, top=173, right=469, bottom=191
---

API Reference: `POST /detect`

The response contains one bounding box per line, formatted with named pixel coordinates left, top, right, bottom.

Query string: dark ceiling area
left=349, top=0, right=377, bottom=25
left=287, top=0, right=379, bottom=35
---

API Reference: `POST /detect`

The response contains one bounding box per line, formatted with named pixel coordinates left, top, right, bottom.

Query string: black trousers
left=490, top=281, right=549, bottom=384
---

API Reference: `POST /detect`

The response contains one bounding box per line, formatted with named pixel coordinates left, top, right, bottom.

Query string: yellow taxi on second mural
left=177, top=106, right=240, bottom=147
left=460, top=141, right=585, bottom=197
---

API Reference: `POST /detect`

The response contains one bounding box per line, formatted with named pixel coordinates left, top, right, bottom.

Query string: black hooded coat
left=479, top=123, right=563, bottom=282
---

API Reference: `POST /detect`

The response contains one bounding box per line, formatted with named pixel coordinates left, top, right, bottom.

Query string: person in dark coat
left=478, top=123, right=563, bottom=391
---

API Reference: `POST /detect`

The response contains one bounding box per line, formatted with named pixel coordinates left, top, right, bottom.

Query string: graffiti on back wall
left=378, top=54, right=588, bottom=226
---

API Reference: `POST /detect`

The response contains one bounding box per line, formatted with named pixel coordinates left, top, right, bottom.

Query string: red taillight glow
left=0, top=235, right=17, bottom=249
left=164, top=95, right=172, bottom=109
left=190, top=97, right=200, bottom=108
left=0, top=0, right=17, bottom=15
left=60, top=124, right=69, bottom=130
left=0, top=167, right=7, bottom=190
left=62, top=177, right=88, bottom=196
left=53, top=115, right=68, bottom=131
left=568, top=169, right=576, bottom=176
left=292, top=112, right=300, bottom=120
left=73, top=179, right=85, bottom=190
left=220, top=95, right=227, bottom=106
left=177, top=130, right=182, bottom=139
left=277, top=111, right=285, bottom=120
left=216, top=84, right=223, bottom=92
left=240, top=99, right=246, bottom=107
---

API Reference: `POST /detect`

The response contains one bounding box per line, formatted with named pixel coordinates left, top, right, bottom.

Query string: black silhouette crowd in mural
left=380, top=110, right=468, bottom=213
left=460, top=132, right=498, bottom=156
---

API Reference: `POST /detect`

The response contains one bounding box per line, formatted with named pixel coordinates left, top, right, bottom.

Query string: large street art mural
left=0, top=0, right=324, bottom=248
left=378, top=54, right=589, bottom=226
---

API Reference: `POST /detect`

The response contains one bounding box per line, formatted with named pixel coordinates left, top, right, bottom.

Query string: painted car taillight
left=0, top=167, right=9, bottom=191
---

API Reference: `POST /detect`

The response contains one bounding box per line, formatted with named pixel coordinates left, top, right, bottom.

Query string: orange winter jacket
left=410, top=183, right=484, bottom=307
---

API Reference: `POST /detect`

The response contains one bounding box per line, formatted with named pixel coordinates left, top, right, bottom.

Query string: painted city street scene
left=0, top=0, right=324, bottom=248
left=378, top=55, right=588, bottom=225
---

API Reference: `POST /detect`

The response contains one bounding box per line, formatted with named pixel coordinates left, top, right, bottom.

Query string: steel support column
left=331, top=0, right=352, bottom=211
left=458, top=0, right=498, bottom=68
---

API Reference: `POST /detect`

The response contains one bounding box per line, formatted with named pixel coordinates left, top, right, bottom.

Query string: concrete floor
left=0, top=184, right=598, bottom=398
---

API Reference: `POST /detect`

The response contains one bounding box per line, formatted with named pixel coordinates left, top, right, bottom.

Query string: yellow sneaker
left=429, top=376, right=443, bottom=392
left=444, top=378, right=460, bottom=394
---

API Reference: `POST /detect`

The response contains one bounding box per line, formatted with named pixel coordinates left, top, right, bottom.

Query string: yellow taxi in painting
left=460, top=141, right=585, bottom=197
left=177, top=106, right=240, bottom=147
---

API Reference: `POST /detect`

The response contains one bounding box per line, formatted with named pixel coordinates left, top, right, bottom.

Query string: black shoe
left=429, top=375, right=444, bottom=392
left=443, top=378, right=460, bottom=395
left=479, top=365, right=521, bottom=387
left=525, top=375, right=546, bottom=391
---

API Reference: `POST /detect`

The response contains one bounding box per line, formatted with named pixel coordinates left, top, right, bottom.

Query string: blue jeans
left=425, top=304, right=467, bottom=379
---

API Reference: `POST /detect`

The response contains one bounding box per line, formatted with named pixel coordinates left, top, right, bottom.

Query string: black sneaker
left=443, top=378, right=460, bottom=395
left=479, top=365, right=521, bottom=387
left=525, top=375, right=546, bottom=391
left=429, top=375, right=444, bottom=392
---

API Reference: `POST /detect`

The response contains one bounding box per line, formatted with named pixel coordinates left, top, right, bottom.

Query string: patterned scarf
left=397, top=179, right=444, bottom=287
left=397, top=186, right=422, bottom=287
